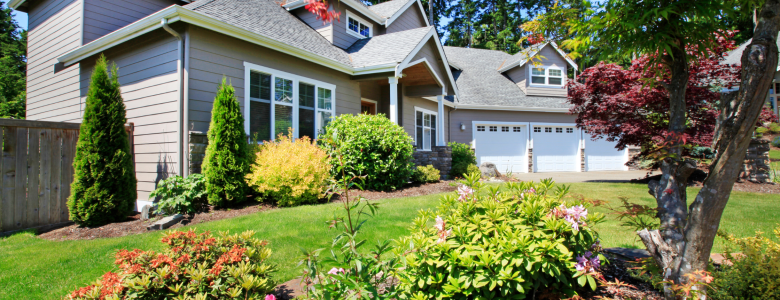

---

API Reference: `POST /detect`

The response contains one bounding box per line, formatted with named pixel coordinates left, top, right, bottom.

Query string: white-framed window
left=415, top=107, right=437, bottom=151
left=477, top=125, right=485, bottom=132
left=513, top=126, right=522, bottom=132
left=244, top=62, right=336, bottom=142
left=346, top=12, right=372, bottom=38
left=529, top=66, right=565, bottom=87
left=566, top=128, right=574, bottom=133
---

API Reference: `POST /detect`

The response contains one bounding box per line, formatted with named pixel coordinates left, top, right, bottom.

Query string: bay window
left=415, top=108, right=437, bottom=151
left=244, top=62, right=335, bottom=142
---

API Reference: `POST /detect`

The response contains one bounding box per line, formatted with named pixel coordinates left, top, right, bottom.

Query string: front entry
left=361, top=100, right=377, bottom=115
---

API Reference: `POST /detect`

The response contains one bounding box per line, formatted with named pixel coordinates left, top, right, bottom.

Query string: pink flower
left=327, top=267, right=339, bottom=275
left=437, top=229, right=452, bottom=244
left=338, top=268, right=345, bottom=273
left=434, top=216, right=445, bottom=231
left=433, top=215, right=451, bottom=244
left=457, top=185, right=474, bottom=202
left=265, top=295, right=276, bottom=300
left=574, top=251, right=600, bottom=273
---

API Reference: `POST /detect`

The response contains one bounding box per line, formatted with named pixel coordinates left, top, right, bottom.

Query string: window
left=477, top=125, right=485, bottom=132
left=489, top=126, right=498, bottom=132
left=545, top=127, right=552, bottom=133
left=415, top=108, right=437, bottom=150
left=245, top=63, right=335, bottom=142
left=502, top=126, right=509, bottom=132
left=513, top=127, right=522, bottom=132
left=566, top=128, right=574, bottom=133
left=556, top=128, right=563, bottom=133
left=530, top=66, right=564, bottom=86
left=347, top=13, right=371, bottom=38
left=534, top=127, right=541, bottom=132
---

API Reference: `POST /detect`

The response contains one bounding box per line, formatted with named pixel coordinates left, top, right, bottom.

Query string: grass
left=2, top=182, right=779, bottom=299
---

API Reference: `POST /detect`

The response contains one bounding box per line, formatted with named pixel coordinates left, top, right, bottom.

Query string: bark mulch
left=37, top=181, right=457, bottom=242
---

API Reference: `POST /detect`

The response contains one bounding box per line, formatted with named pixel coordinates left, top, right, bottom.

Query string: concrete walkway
left=511, top=170, right=656, bottom=183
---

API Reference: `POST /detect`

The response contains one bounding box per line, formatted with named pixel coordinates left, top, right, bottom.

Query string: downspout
left=162, top=18, right=186, bottom=176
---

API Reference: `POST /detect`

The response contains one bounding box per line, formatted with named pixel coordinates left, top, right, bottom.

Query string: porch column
left=437, top=92, right=445, bottom=146
left=389, top=77, right=399, bottom=124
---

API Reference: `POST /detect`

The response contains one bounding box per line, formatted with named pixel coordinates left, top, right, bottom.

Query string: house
left=10, top=0, right=629, bottom=209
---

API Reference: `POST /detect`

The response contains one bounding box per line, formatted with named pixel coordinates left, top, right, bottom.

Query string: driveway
left=511, top=170, right=655, bottom=183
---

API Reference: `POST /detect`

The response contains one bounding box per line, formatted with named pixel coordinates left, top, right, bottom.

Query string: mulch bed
left=631, top=168, right=780, bottom=194
left=37, top=181, right=457, bottom=242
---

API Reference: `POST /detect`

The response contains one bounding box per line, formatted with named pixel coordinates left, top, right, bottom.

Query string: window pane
left=431, top=128, right=436, bottom=147
left=424, top=113, right=431, bottom=127
left=348, top=19, right=359, bottom=33
left=318, top=111, right=332, bottom=135
left=549, top=77, right=563, bottom=85
left=531, top=76, right=546, bottom=84
left=275, top=78, right=293, bottom=103
left=359, top=24, right=369, bottom=36
left=416, top=111, right=423, bottom=126
left=250, top=72, right=271, bottom=100
left=431, top=115, right=437, bottom=146
left=532, top=68, right=545, bottom=75
left=416, top=126, right=423, bottom=150
left=249, top=101, right=271, bottom=141
left=299, top=107, right=315, bottom=140
left=548, top=69, right=562, bottom=76
left=424, top=128, right=431, bottom=150
left=317, top=87, right=332, bottom=110
left=299, top=83, right=315, bottom=108
left=274, top=104, right=293, bottom=137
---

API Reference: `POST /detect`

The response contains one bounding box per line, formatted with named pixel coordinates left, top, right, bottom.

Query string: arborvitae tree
left=202, top=77, right=249, bottom=207
left=0, top=1, right=27, bottom=119
left=67, top=55, right=136, bottom=226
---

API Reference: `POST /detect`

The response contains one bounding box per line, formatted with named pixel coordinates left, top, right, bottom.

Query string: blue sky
left=4, top=2, right=28, bottom=30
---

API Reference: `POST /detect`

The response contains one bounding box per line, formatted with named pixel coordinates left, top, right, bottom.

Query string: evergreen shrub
left=709, top=227, right=780, bottom=300
left=67, top=55, right=136, bottom=226
left=246, top=131, right=331, bottom=207
left=412, top=165, right=440, bottom=183
left=320, top=114, right=414, bottom=191
left=448, top=141, right=477, bottom=178
left=202, top=78, right=250, bottom=207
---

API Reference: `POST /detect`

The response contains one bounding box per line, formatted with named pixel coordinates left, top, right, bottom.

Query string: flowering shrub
left=246, top=131, right=331, bottom=207
left=412, top=165, right=440, bottom=183
left=149, top=174, right=207, bottom=215
left=708, top=226, right=780, bottom=300
left=320, top=114, right=415, bottom=191
left=67, top=230, right=276, bottom=300
left=396, top=173, right=605, bottom=299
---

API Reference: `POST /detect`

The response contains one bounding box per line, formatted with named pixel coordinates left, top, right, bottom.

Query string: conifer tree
left=67, top=55, right=136, bottom=226
left=202, top=77, right=249, bottom=207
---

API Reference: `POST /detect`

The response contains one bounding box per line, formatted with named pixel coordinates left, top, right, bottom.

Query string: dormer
left=500, top=42, right=578, bottom=98
left=285, top=0, right=429, bottom=49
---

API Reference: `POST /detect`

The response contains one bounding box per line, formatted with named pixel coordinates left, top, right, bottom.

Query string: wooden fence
left=0, top=119, right=134, bottom=234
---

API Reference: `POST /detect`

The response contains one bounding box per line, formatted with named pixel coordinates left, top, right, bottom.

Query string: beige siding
left=386, top=3, right=426, bottom=34
left=78, top=29, right=182, bottom=200
left=82, top=0, right=175, bottom=44
left=292, top=7, right=334, bottom=43
left=410, top=38, right=452, bottom=95
left=402, top=94, right=448, bottom=144
left=448, top=109, right=576, bottom=145
left=26, top=0, right=82, bottom=122
left=505, top=64, right=527, bottom=94
left=186, top=26, right=361, bottom=133
left=331, top=6, right=381, bottom=49
left=524, top=45, right=568, bottom=97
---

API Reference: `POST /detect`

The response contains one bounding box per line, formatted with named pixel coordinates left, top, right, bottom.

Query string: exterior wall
left=505, top=64, right=527, bottom=94
left=523, top=45, right=568, bottom=98
left=82, top=0, right=176, bottom=44
left=402, top=94, right=447, bottom=144
left=330, top=5, right=382, bottom=49
left=448, top=109, right=576, bottom=145
left=79, top=28, right=182, bottom=200
left=412, top=146, right=452, bottom=177
left=26, top=0, right=83, bottom=122
left=186, top=25, right=361, bottom=133
left=385, top=3, right=426, bottom=34
left=292, top=7, right=334, bottom=44
left=410, top=39, right=452, bottom=95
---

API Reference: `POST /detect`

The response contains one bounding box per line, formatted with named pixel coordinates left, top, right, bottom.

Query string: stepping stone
left=147, top=214, right=183, bottom=231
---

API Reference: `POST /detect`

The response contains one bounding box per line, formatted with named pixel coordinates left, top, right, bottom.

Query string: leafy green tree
left=202, top=77, right=249, bottom=207
left=524, top=1, right=780, bottom=298
left=67, top=55, right=136, bottom=226
left=0, top=1, right=27, bottom=119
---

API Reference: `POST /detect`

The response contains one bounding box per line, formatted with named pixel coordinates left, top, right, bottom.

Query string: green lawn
left=2, top=182, right=779, bottom=300
left=771, top=149, right=780, bottom=171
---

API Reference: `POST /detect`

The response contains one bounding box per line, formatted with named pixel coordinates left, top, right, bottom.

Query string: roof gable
left=498, top=42, right=578, bottom=73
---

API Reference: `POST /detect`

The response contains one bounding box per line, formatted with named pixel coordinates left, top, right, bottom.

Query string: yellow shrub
left=246, top=132, right=331, bottom=207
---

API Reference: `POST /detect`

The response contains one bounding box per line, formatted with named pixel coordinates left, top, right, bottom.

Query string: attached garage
left=584, top=137, right=629, bottom=171
left=473, top=123, right=529, bottom=174
left=531, top=124, right=580, bottom=172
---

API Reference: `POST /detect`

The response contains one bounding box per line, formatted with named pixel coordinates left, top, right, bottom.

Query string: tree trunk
left=639, top=1, right=780, bottom=299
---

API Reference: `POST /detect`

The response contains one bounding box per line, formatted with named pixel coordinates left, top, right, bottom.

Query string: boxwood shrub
left=449, top=141, right=477, bottom=178
left=396, top=175, right=605, bottom=299
left=320, top=114, right=414, bottom=191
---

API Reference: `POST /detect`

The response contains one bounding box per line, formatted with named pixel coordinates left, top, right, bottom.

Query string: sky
left=4, top=2, right=28, bottom=30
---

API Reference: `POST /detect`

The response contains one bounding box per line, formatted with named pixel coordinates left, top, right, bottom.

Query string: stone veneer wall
left=412, top=146, right=452, bottom=177
left=741, top=138, right=771, bottom=183
left=189, top=131, right=208, bottom=174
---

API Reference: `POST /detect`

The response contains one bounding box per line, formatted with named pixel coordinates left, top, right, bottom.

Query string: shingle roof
left=499, top=43, right=545, bottom=71
left=347, top=26, right=431, bottom=68
left=367, top=0, right=411, bottom=18
left=184, top=0, right=353, bottom=66
left=721, top=36, right=780, bottom=69
left=444, top=46, right=571, bottom=109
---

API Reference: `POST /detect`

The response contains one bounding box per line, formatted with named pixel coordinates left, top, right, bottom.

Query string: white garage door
left=585, top=137, right=628, bottom=171
left=533, top=126, right=580, bottom=172
left=474, top=124, right=528, bottom=174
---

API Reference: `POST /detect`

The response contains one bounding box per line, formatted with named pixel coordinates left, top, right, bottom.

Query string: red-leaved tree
left=568, top=31, right=741, bottom=157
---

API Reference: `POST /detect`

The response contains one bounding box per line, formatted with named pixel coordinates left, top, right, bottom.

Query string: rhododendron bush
left=67, top=230, right=276, bottom=300
left=396, top=174, right=606, bottom=299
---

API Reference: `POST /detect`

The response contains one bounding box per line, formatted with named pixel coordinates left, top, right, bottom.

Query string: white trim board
left=386, top=0, right=429, bottom=27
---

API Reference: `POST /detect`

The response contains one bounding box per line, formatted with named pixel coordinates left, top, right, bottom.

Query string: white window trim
left=528, top=65, right=565, bottom=88
left=346, top=12, right=372, bottom=39
left=243, top=62, right=336, bottom=142
left=414, top=107, right=437, bottom=151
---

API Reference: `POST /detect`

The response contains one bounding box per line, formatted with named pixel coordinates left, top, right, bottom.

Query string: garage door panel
left=474, top=125, right=528, bottom=174
left=585, top=137, right=627, bottom=171
left=533, top=126, right=579, bottom=172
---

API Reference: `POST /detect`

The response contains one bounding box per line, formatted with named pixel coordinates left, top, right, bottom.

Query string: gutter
left=161, top=18, right=186, bottom=176
left=454, top=104, right=571, bottom=113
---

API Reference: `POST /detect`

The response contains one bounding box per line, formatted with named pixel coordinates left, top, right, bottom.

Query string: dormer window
left=346, top=13, right=372, bottom=38
left=530, top=66, right=565, bottom=87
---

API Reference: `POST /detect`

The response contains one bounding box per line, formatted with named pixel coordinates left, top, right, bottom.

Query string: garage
left=473, top=123, right=528, bottom=174
left=532, top=125, right=580, bottom=172
left=585, top=137, right=628, bottom=171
